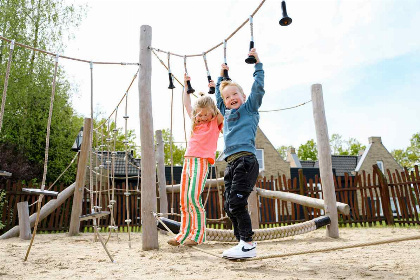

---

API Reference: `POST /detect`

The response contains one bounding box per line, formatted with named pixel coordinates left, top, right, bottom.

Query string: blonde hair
left=219, top=80, right=245, bottom=101
left=191, top=93, right=219, bottom=133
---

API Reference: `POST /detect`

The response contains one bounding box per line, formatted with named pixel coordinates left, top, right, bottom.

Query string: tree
left=0, top=0, right=87, bottom=184
left=161, top=129, right=186, bottom=166
left=347, top=138, right=366, bottom=156
left=276, top=145, right=290, bottom=160
left=330, top=133, right=345, bottom=155
left=392, top=132, right=420, bottom=169
left=298, top=139, right=318, bottom=161
left=329, top=134, right=365, bottom=156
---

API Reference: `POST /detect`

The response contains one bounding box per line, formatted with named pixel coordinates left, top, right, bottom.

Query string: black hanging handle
left=186, top=80, right=195, bottom=94
left=245, top=41, right=257, bottom=64
left=223, top=64, right=231, bottom=81
left=168, top=73, right=175, bottom=89
left=207, top=75, right=215, bottom=94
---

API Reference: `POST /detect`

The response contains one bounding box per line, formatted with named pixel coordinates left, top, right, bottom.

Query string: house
left=354, top=136, right=403, bottom=175
left=86, top=151, right=141, bottom=189
left=215, top=126, right=291, bottom=180
left=286, top=136, right=402, bottom=177
left=287, top=136, right=404, bottom=213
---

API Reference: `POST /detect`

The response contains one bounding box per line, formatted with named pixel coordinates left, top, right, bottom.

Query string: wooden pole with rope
left=139, top=25, right=158, bottom=250
left=69, top=118, right=92, bottom=235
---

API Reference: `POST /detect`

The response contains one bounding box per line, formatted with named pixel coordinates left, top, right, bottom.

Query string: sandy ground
left=1, top=227, right=419, bottom=280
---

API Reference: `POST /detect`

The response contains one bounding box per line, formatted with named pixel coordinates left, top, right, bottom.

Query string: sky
left=60, top=0, right=420, bottom=155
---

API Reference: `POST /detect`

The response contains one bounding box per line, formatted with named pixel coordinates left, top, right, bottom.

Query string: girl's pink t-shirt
left=184, top=117, right=222, bottom=165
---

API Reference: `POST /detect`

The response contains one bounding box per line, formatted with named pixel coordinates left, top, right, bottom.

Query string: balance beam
left=256, top=188, right=350, bottom=215
left=0, top=182, right=76, bottom=239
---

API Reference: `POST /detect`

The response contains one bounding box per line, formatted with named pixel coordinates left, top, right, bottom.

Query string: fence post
left=69, top=118, right=92, bottom=236
left=298, top=169, right=309, bottom=220
left=17, top=201, right=31, bottom=240
left=312, top=84, right=339, bottom=238
left=374, top=165, right=394, bottom=225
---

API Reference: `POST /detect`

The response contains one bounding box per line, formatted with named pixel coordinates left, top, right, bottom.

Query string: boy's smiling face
left=222, top=85, right=246, bottom=110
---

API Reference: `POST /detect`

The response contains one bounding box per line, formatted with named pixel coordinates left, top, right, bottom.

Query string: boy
left=215, top=48, right=264, bottom=259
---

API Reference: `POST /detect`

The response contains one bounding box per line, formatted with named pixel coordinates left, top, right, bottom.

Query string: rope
left=0, top=35, right=139, bottom=65
left=259, top=100, right=312, bottom=112
left=206, top=217, right=319, bottom=242
left=203, top=166, right=213, bottom=208
left=154, top=213, right=223, bottom=259
left=150, top=0, right=266, bottom=57
left=215, top=165, right=224, bottom=218
left=89, top=62, right=94, bottom=214
left=28, top=151, right=80, bottom=207
left=170, top=87, right=175, bottom=215
left=246, top=234, right=420, bottom=261
left=94, top=69, right=139, bottom=130
left=123, top=91, right=132, bottom=248
left=24, top=54, right=60, bottom=261
left=0, top=40, right=14, bottom=132
left=150, top=49, right=198, bottom=99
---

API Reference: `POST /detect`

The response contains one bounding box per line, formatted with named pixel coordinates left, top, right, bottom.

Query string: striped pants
left=175, top=157, right=209, bottom=244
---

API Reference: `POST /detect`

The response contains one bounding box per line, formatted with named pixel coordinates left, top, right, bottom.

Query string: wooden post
left=69, top=118, right=92, bottom=236
left=17, top=201, right=31, bottom=240
left=374, top=164, right=394, bottom=225
left=248, top=186, right=259, bottom=229
left=311, top=84, right=339, bottom=238
left=139, top=25, right=158, bottom=250
left=0, top=182, right=76, bottom=239
left=298, top=169, right=309, bottom=220
left=155, top=130, right=168, bottom=217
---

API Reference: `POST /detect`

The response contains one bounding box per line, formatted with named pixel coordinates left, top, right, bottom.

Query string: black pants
left=223, top=154, right=259, bottom=242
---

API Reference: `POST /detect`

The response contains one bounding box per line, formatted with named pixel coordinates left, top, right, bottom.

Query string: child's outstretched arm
left=183, top=74, right=193, bottom=118
left=245, top=48, right=265, bottom=112
left=215, top=64, right=229, bottom=116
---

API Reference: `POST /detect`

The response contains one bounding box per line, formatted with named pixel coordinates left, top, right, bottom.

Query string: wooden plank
left=79, top=211, right=110, bottom=221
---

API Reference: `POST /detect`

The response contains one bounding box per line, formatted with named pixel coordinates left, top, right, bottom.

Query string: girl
left=167, top=75, right=223, bottom=246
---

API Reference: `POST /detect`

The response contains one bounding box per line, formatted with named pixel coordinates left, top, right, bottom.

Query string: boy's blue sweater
left=216, top=63, right=265, bottom=160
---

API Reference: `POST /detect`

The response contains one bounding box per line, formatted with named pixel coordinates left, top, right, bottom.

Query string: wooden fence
left=1, top=165, right=419, bottom=235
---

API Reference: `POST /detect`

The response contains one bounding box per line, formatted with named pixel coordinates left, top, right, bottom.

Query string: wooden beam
left=139, top=25, right=158, bottom=250
left=312, top=84, right=339, bottom=238
left=256, top=188, right=350, bottom=215
left=68, top=118, right=92, bottom=236
left=0, top=182, right=76, bottom=239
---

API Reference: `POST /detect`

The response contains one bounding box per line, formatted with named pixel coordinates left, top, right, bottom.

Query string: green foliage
left=0, top=0, right=86, bottom=184
left=329, top=134, right=366, bottom=156
left=161, top=129, right=186, bottom=166
left=93, top=119, right=138, bottom=156
left=298, top=139, right=318, bottom=161
left=276, top=145, right=290, bottom=160
left=391, top=132, right=420, bottom=169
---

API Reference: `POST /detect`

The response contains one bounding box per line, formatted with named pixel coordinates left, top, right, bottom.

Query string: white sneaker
left=222, top=240, right=257, bottom=259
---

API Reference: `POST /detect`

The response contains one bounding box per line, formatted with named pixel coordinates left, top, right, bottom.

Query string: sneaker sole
left=222, top=256, right=254, bottom=261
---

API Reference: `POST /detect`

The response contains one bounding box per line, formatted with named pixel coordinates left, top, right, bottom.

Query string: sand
left=0, top=227, right=419, bottom=280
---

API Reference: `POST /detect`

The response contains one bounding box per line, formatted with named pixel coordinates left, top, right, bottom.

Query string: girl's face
left=195, top=107, right=213, bottom=124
